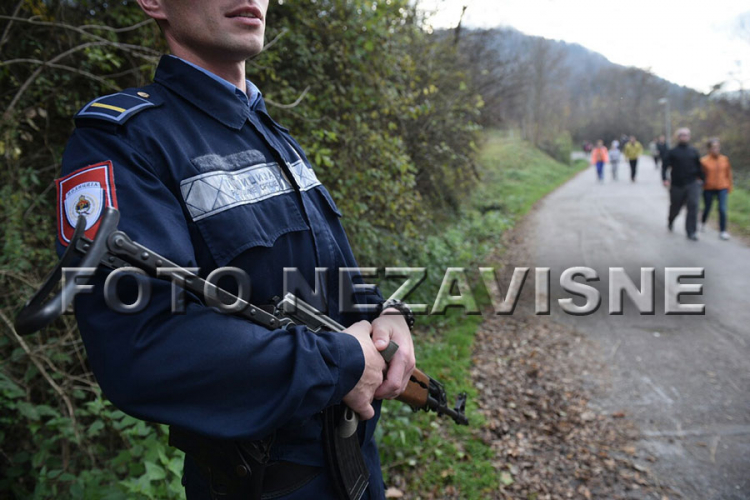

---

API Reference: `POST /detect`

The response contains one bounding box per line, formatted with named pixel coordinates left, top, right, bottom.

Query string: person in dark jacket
left=662, top=128, right=705, bottom=240
left=54, top=1, right=415, bottom=498
left=656, top=135, right=669, bottom=170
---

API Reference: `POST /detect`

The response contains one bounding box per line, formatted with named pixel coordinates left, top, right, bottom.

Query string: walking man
left=623, top=135, right=643, bottom=182
left=663, top=128, right=705, bottom=240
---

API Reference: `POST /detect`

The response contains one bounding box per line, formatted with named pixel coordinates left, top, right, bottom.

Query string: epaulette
left=75, top=89, right=162, bottom=127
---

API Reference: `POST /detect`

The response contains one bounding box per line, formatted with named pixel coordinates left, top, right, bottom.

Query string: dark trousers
left=669, top=181, right=701, bottom=236
left=702, top=189, right=728, bottom=232
left=629, top=159, right=638, bottom=181
left=595, top=161, right=604, bottom=180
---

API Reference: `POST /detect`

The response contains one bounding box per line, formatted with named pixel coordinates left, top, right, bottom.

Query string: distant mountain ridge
left=452, top=26, right=708, bottom=143
left=479, top=26, right=704, bottom=104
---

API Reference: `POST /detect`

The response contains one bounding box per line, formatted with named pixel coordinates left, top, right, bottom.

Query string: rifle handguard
left=397, top=368, right=469, bottom=425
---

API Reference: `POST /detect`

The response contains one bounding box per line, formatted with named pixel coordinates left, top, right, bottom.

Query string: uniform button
left=137, top=91, right=150, bottom=98
left=236, top=465, right=250, bottom=477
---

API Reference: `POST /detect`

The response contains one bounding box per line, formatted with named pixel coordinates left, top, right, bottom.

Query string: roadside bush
left=539, top=131, right=573, bottom=165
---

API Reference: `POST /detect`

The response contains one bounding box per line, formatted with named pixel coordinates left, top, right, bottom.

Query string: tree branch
left=0, top=16, right=161, bottom=59
left=0, top=0, right=24, bottom=53
left=3, top=41, right=109, bottom=120
left=2, top=59, right=120, bottom=91
left=265, top=86, right=311, bottom=109
left=0, top=15, right=152, bottom=39
left=0, top=311, right=82, bottom=444
left=78, top=18, right=152, bottom=33
left=260, top=27, right=288, bottom=53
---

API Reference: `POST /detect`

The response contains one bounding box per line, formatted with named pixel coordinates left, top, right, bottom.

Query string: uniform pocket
left=180, top=162, right=309, bottom=266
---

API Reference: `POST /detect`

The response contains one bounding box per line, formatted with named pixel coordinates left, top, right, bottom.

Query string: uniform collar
left=154, top=55, right=261, bottom=130
left=166, top=55, right=261, bottom=107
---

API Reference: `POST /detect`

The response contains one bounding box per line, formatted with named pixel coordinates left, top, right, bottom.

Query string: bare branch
left=3, top=41, right=109, bottom=120
left=260, top=27, right=288, bottom=53
left=0, top=311, right=82, bottom=443
left=0, top=0, right=24, bottom=52
left=1, top=59, right=120, bottom=90
left=103, top=65, right=152, bottom=79
left=78, top=18, right=152, bottom=33
left=265, top=86, right=311, bottom=109
left=23, top=180, right=58, bottom=219
left=0, top=269, right=39, bottom=290
left=0, top=15, right=151, bottom=38
left=0, top=16, right=161, bottom=58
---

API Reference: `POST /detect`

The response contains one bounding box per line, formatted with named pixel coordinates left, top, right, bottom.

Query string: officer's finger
left=357, top=403, right=375, bottom=421
left=374, top=354, right=405, bottom=400
left=343, top=320, right=372, bottom=337
left=399, top=356, right=415, bottom=395
left=370, top=321, right=391, bottom=351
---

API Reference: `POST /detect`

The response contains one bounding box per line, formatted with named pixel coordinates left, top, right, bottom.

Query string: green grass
left=729, top=185, right=750, bottom=236
left=476, top=130, right=587, bottom=218
left=376, top=131, right=586, bottom=497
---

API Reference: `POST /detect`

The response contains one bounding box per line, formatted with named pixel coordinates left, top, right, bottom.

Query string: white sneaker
left=700, top=223, right=706, bottom=233
left=720, top=231, right=730, bottom=240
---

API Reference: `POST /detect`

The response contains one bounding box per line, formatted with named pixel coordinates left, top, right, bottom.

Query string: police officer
left=55, top=1, right=415, bottom=498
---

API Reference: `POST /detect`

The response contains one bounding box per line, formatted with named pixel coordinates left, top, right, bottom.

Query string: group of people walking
left=587, top=128, right=734, bottom=241
left=590, top=136, right=646, bottom=183
left=663, top=128, right=733, bottom=241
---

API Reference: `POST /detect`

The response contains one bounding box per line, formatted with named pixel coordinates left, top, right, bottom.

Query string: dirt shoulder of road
left=471, top=212, right=678, bottom=500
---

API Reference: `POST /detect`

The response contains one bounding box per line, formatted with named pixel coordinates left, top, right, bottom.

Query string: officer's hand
left=342, top=321, right=385, bottom=420
left=663, top=180, right=670, bottom=188
left=371, top=312, right=415, bottom=400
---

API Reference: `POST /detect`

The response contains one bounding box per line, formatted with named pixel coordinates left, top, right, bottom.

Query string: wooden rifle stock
left=395, top=368, right=468, bottom=425
left=396, top=368, right=430, bottom=408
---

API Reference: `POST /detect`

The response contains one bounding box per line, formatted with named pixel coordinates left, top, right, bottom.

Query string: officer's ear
left=136, top=0, right=168, bottom=23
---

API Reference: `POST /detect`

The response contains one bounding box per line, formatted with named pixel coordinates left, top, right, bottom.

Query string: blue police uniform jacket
left=56, top=55, right=384, bottom=499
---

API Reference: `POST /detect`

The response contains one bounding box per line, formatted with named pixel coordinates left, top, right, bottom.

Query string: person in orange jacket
left=700, top=138, right=733, bottom=240
left=590, top=139, right=609, bottom=183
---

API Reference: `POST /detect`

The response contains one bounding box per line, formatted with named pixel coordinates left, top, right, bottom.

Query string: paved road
left=525, top=156, right=750, bottom=499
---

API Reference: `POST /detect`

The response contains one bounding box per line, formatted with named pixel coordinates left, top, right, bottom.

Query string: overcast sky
left=419, top=0, right=750, bottom=94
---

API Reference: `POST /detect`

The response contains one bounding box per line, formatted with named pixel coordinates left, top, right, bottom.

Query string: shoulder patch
left=56, top=161, right=118, bottom=246
left=75, top=91, right=160, bottom=125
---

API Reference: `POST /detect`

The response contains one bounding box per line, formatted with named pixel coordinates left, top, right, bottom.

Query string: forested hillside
left=456, top=26, right=750, bottom=181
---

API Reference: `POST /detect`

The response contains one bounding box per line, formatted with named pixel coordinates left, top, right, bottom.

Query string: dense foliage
left=0, top=0, right=481, bottom=497
left=253, top=1, right=482, bottom=256
left=680, top=95, right=750, bottom=186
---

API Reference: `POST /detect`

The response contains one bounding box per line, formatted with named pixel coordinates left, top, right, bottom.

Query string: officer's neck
left=169, top=48, right=247, bottom=94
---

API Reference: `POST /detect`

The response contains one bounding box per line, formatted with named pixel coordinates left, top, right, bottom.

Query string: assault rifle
left=14, top=207, right=469, bottom=426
